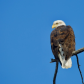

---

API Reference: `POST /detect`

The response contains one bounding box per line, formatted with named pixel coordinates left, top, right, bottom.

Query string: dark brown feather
left=50, top=25, right=75, bottom=60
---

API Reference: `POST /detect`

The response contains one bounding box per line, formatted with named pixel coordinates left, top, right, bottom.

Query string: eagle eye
left=56, top=23, right=58, bottom=24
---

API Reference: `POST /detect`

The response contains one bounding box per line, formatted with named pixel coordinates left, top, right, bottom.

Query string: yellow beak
left=52, top=24, right=57, bottom=29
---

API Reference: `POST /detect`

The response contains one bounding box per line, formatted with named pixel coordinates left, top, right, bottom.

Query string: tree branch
left=76, top=54, right=84, bottom=84
left=53, top=61, right=58, bottom=84
left=72, top=47, right=84, bottom=56
left=50, top=47, right=84, bottom=63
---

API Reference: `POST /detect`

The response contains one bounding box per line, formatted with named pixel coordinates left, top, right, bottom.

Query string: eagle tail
left=58, top=44, right=72, bottom=69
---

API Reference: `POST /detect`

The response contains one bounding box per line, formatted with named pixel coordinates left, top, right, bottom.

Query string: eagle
left=50, top=20, right=75, bottom=69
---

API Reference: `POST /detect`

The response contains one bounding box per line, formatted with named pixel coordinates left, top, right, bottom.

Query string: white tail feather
left=58, top=44, right=72, bottom=69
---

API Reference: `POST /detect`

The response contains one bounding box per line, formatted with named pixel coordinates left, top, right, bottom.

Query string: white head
left=52, top=20, right=66, bottom=29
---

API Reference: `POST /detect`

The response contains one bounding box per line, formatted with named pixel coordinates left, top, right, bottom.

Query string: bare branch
left=53, top=61, right=58, bottom=84
left=76, top=54, right=84, bottom=84
left=72, top=47, right=84, bottom=56
left=50, top=47, right=84, bottom=63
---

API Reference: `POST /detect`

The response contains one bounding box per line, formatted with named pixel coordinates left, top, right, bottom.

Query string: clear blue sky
left=0, top=0, right=84, bottom=84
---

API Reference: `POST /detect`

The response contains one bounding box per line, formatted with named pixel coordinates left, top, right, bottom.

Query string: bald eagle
left=50, top=20, right=75, bottom=69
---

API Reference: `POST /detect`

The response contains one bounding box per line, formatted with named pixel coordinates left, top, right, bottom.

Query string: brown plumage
left=50, top=25, right=75, bottom=61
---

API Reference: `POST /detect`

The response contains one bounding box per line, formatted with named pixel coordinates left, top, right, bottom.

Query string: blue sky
left=0, top=0, right=84, bottom=84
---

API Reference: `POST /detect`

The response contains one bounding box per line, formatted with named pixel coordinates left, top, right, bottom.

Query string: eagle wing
left=50, top=25, right=75, bottom=60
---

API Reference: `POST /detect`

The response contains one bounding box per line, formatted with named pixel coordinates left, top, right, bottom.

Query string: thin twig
left=53, top=61, right=58, bottom=84
left=50, top=47, right=84, bottom=63
left=76, top=54, right=84, bottom=84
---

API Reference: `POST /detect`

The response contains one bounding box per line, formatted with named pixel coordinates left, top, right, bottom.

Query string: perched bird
left=50, top=20, right=75, bottom=69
